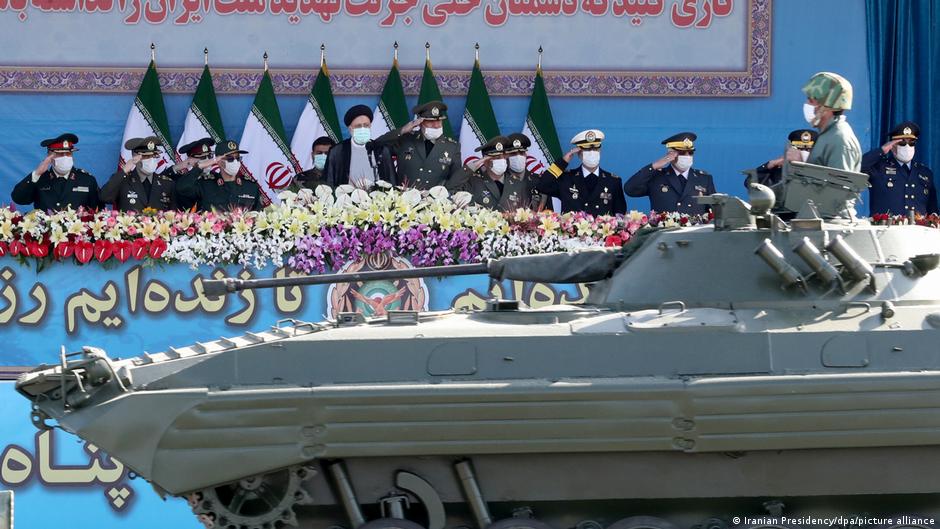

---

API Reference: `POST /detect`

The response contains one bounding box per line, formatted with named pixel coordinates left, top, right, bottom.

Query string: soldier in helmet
left=801, top=71, right=861, bottom=172
left=176, top=140, right=264, bottom=211
left=537, top=129, right=626, bottom=215
left=11, top=133, right=100, bottom=211
left=745, top=129, right=818, bottom=191
left=861, top=121, right=937, bottom=216
left=373, top=100, right=468, bottom=191
left=101, top=136, right=178, bottom=211
left=623, top=132, right=715, bottom=215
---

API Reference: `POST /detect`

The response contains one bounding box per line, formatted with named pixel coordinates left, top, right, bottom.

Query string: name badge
left=73, top=186, right=89, bottom=193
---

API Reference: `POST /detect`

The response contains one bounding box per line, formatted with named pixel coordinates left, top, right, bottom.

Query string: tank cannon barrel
left=201, top=248, right=624, bottom=296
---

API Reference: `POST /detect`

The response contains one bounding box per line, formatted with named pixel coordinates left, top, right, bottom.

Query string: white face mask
left=895, top=145, right=915, bottom=164
left=489, top=158, right=507, bottom=176
left=674, top=155, right=693, bottom=172
left=509, top=154, right=526, bottom=173
left=423, top=126, right=443, bottom=141
left=799, top=149, right=810, bottom=162
left=139, top=158, right=159, bottom=174
left=581, top=150, right=600, bottom=169
left=224, top=160, right=242, bottom=176
left=53, top=156, right=74, bottom=174
left=803, top=103, right=817, bottom=125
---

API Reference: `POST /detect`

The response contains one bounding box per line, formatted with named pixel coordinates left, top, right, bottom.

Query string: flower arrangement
left=0, top=184, right=714, bottom=272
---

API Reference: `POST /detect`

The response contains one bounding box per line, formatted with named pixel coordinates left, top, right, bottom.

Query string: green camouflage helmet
left=802, top=72, right=853, bottom=110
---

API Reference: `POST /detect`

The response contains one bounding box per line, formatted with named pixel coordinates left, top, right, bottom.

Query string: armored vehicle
left=16, top=163, right=940, bottom=529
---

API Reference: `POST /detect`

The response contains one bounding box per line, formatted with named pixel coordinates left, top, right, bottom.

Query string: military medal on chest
left=599, top=187, right=612, bottom=205
left=569, top=185, right=579, bottom=200
left=127, top=190, right=138, bottom=205
left=482, top=189, right=491, bottom=204
left=661, top=184, right=669, bottom=193
left=509, top=191, right=519, bottom=206
left=439, top=151, right=451, bottom=166
left=887, top=180, right=894, bottom=188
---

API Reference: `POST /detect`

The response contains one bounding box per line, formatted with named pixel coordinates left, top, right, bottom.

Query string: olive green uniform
left=176, top=168, right=264, bottom=211
left=373, top=129, right=469, bottom=191
left=100, top=169, right=177, bottom=211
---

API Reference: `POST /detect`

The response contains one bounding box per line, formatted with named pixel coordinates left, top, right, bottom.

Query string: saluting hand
left=35, top=153, right=55, bottom=175
left=402, top=117, right=425, bottom=133
left=881, top=139, right=901, bottom=155
left=652, top=149, right=677, bottom=170
left=123, top=154, right=141, bottom=174
left=198, top=156, right=222, bottom=170
left=562, top=146, right=580, bottom=163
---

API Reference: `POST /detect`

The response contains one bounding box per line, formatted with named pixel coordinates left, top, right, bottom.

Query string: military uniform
left=862, top=122, right=937, bottom=215
left=505, top=132, right=548, bottom=210
left=467, top=136, right=537, bottom=212
left=11, top=133, right=100, bottom=211
left=537, top=129, right=626, bottom=215
left=802, top=72, right=861, bottom=172
left=100, top=136, right=178, bottom=211
left=373, top=101, right=468, bottom=191
left=624, top=132, right=715, bottom=215
left=289, top=168, right=329, bottom=192
left=175, top=140, right=264, bottom=211
left=744, top=129, right=817, bottom=200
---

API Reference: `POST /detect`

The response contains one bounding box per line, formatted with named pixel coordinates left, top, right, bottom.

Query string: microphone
left=365, top=140, right=375, bottom=155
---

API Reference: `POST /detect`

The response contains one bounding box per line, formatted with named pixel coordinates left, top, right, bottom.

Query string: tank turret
left=16, top=165, right=940, bottom=529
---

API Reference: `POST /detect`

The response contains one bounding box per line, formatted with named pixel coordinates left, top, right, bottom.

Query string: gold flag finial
left=475, top=42, right=480, bottom=62
left=263, top=51, right=269, bottom=72
left=320, top=43, right=326, bottom=67
left=425, top=41, right=431, bottom=62
left=393, top=41, right=399, bottom=63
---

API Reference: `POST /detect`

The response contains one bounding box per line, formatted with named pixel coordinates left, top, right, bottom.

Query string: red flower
left=94, top=240, right=113, bottom=263
left=27, top=241, right=49, bottom=258
left=149, top=238, right=167, bottom=259
left=74, top=241, right=94, bottom=264
left=9, top=240, right=27, bottom=257
left=131, top=239, right=149, bottom=260
left=0, top=241, right=7, bottom=257
left=54, top=242, right=74, bottom=259
left=113, top=240, right=133, bottom=263
left=604, top=234, right=623, bottom=247
left=679, top=215, right=690, bottom=226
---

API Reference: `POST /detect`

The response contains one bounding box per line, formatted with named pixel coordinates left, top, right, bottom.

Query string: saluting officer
left=537, top=129, right=627, bottom=215
left=745, top=129, right=817, bottom=191
left=373, top=100, right=468, bottom=191
left=176, top=140, right=264, bottom=211
left=100, top=136, right=177, bottom=211
left=862, top=121, right=937, bottom=216
left=11, top=133, right=100, bottom=211
left=505, top=132, right=548, bottom=211
left=466, top=135, right=533, bottom=212
left=624, top=132, right=715, bottom=215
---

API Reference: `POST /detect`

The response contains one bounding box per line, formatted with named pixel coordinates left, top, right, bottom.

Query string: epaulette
left=73, top=168, right=92, bottom=176
left=157, top=173, right=173, bottom=182
left=693, top=168, right=712, bottom=176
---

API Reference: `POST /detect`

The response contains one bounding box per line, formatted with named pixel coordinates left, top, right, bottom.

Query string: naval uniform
left=11, top=168, right=100, bottom=211
left=100, top=168, right=177, bottom=211
left=624, top=164, right=715, bottom=215
left=861, top=150, right=938, bottom=216
left=537, top=162, right=627, bottom=215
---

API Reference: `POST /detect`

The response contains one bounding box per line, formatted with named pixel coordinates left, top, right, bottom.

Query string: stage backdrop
left=0, top=0, right=873, bottom=215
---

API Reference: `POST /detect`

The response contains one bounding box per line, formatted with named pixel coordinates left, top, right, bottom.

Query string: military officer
left=537, top=129, right=627, bottom=215
left=505, top=132, right=548, bottom=211
left=624, top=132, right=715, bottom=215
left=163, top=137, right=216, bottom=181
left=466, top=135, right=534, bottom=212
left=802, top=71, right=861, bottom=172
left=745, top=129, right=818, bottom=191
left=373, top=100, right=468, bottom=192
left=11, top=133, right=100, bottom=211
left=176, top=140, right=264, bottom=211
left=862, top=121, right=937, bottom=216
left=289, top=136, right=335, bottom=192
left=100, top=136, right=178, bottom=211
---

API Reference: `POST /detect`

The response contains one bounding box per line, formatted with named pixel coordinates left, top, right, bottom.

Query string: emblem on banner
left=327, top=253, right=429, bottom=319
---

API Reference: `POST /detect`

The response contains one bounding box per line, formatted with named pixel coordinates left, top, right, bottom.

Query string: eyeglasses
left=897, top=140, right=917, bottom=147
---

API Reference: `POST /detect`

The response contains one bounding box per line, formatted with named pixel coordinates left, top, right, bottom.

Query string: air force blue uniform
left=623, top=164, right=715, bottom=215
left=537, top=164, right=627, bottom=215
left=861, top=150, right=937, bottom=215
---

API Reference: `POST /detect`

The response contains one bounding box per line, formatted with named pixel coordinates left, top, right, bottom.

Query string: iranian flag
left=522, top=66, right=564, bottom=211
left=176, top=64, right=226, bottom=159
left=371, top=58, right=410, bottom=139
left=240, top=69, right=301, bottom=205
left=290, top=61, right=342, bottom=172
left=417, top=58, right=454, bottom=139
left=458, top=59, right=500, bottom=165
left=119, top=60, right=179, bottom=170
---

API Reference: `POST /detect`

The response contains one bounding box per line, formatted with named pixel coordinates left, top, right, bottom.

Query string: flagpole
left=204, top=47, right=209, bottom=67
left=475, top=42, right=480, bottom=63
left=537, top=46, right=543, bottom=71
left=150, top=43, right=156, bottom=63
left=320, top=44, right=326, bottom=68
left=393, top=41, right=399, bottom=65
left=263, top=51, right=269, bottom=72
left=425, top=42, right=431, bottom=63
